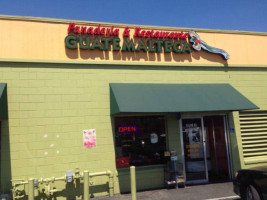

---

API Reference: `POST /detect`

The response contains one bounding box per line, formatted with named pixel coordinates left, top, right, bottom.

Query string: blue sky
left=0, top=0, right=267, bottom=32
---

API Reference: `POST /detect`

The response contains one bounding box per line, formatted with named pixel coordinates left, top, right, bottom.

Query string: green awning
left=0, top=83, right=8, bottom=119
left=110, top=83, right=259, bottom=115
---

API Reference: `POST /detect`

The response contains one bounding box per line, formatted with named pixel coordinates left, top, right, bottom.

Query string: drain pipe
left=11, top=180, right=28, bottom=199
left=28, top=179, right=34, bottom=200
left=12, top=169, right=114, bottom=200
left=106, top=170, right=114, bottom=197
left=87, top=170, right=114, bottom=197
left=130, top=166, right=136, bottom=200
left=83, top=171, right=89, bottom=200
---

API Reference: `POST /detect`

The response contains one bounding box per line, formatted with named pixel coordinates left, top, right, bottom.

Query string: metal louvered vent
left=239, top=110, right=267, bottom=164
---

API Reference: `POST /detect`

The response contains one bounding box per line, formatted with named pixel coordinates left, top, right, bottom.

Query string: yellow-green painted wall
left=1, top=62, right=267, bottom=198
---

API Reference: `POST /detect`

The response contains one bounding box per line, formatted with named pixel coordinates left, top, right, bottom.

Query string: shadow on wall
left=28, top=182, right=82, bottom=200
left=0, top=120, right=12, bottom=194
left=36, top=182, right=108, bottom=200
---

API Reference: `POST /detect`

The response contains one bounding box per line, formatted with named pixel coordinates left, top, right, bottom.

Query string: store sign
left=188, top=30, right=229, bottom=60
left=118, top=125, right=138, bottom=133
left=65, top=23, right=192, bottom=53
left=65, top=23, right=229, bottom=59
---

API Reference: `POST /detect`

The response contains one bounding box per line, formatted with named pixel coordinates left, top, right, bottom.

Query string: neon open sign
left=118, top=126, right=138, bottom=133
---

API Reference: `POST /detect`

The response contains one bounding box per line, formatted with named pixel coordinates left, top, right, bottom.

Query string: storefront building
left=0, top=15, right=267, bottom=198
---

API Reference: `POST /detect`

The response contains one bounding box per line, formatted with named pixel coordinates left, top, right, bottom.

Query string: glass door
left=181, top=118, right=208, bottom=184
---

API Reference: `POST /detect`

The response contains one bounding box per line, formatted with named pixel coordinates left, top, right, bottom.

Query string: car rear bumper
left=233, top=180, right=241, bottom=196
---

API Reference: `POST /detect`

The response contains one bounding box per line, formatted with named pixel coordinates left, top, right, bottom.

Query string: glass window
left=115, top=116, right=166, bottom=168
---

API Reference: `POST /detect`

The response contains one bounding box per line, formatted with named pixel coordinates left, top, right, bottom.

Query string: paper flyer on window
left=83, top=129, right=96, bottom=148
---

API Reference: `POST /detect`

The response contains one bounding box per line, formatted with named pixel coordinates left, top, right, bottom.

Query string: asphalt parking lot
left=94, top=182, right=240, bottom=200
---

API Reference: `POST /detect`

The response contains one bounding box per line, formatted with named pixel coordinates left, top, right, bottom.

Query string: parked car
left=233, top=166, right=267, bottom=200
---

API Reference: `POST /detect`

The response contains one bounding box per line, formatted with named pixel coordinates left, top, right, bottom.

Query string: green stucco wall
left=166, top=114, right=182, bottom=162
left=117, top=165, right=164, bottom=193
left=1, top=62, right=267, bottom=198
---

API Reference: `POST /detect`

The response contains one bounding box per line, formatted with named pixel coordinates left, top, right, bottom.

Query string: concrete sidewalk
left=94, top=182, right=240, bottom=200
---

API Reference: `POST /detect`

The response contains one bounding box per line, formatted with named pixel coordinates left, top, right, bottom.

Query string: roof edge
left=1, top=58, right=267, bottom=68
left=0, top=14, right=267, bottom=36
